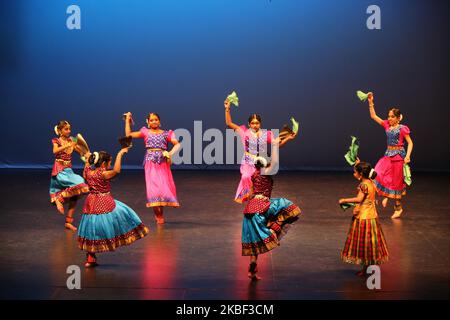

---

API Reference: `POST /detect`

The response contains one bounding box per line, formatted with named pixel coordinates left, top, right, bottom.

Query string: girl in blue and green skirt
left=241, top=144, right=301, bottom=280
left=50, top=120, right=89, bottom=231
left=77, top=148, right=149, bottom=267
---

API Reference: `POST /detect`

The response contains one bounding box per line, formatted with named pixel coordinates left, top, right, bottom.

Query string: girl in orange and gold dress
left=339, top=161, right=389, bottom=276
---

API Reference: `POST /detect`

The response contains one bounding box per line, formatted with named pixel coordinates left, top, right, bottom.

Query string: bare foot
left=382, top=197, right=388, bottom=208
left=155, top=215, right=165, bottom=224
left=85, top=254, right=97, bottom=268
left=355, top=270, right=365, bottom=277
left=391, top=209, right=403, bottom=219
left=65, top=223, right=77, bottom=231
left=248, top=273, right=262, bottom=281
left=84, top=261, right=98, bottom=268
left=55, top=200, right=65, bottom=214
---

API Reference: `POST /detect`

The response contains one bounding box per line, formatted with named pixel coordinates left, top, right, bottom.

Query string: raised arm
left=276, top=131, right=298, bottom=148
left=82, top=151, right=92, bottom=178
left=124, top=112, right=143, bottom=138
left=404, top=135, right=413, bottom=164
left=367, top=93, right=384, bottom=126
left=224, top=100, right=240, bottom=131
left=102, top=148, right=129, bottom=180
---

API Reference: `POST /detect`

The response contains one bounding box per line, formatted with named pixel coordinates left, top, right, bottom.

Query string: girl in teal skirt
left=241, top=143, right=301, bottom=280
left=77, top=148, right=149, bottom=267
left=50, top=120, right=89, bottom=231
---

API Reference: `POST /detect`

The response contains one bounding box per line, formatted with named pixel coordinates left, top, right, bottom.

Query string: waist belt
left=387, top=146, right=404, bottom=150
left=245, top=152, right=258, bottom=158
left=147, top=148, right=165, bottom=152
left=252, top=194, right=269, bottom=201
left=55, top=159, right=71, bottom=165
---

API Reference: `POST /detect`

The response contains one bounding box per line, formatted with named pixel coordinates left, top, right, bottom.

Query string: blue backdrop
left=1, top=0, right=449, bottom=170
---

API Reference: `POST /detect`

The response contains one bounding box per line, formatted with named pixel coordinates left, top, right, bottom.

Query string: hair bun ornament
left=254, top=156, right=268, bottom=168
left=54, top=125, right=59, bottom=135
left=399, top=114, right=403, bottom=122
left=93, top=152, right=100, bottom=165
left=369, top=168, right=375, bottom=179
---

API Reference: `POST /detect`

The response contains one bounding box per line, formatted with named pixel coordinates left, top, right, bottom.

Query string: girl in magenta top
left=124, top=112, right=180, bottom=224
left=224, top=99, right=297, bottom=203
left=366, top=93, right=414, bottom=219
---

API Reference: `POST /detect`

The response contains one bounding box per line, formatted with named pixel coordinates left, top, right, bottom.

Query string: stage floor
left=0, top=169, right=449, bottom=300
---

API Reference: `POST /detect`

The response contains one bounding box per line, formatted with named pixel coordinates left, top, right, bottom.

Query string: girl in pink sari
left=224, top=99, right=297, bottom=203
left=366, top=93, right=414, bottom=219
left=124, top=112, right=180, bottom=224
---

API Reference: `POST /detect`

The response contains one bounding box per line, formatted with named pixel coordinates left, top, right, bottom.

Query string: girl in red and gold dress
left=241, top=142, right=301, bottom=281
left=77, top=148, right=149, bottom=267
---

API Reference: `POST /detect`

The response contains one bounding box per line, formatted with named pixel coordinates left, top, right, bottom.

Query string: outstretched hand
left=282, top=132, right=297, bottom=142
left=224, top=99, right=231, bottom=110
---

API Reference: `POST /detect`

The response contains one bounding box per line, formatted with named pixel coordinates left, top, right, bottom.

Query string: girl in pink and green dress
left=124, top=112, right=180, bottom=224
left=224, top=99, right=297, bottom=203
left=366, top=93, right=414, bottom=219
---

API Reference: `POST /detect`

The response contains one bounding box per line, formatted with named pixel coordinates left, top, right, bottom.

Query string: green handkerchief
left=403, top=163, right=412, bottom=186
left=344, top=136, right=359, bottom=166
left=340, top=202, right=356, bottom=211
left=291, top=117, right=299, bottom=134
left=356, top=90, right=369, bottom=102
left=226, top=91, right=239, bottom=106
